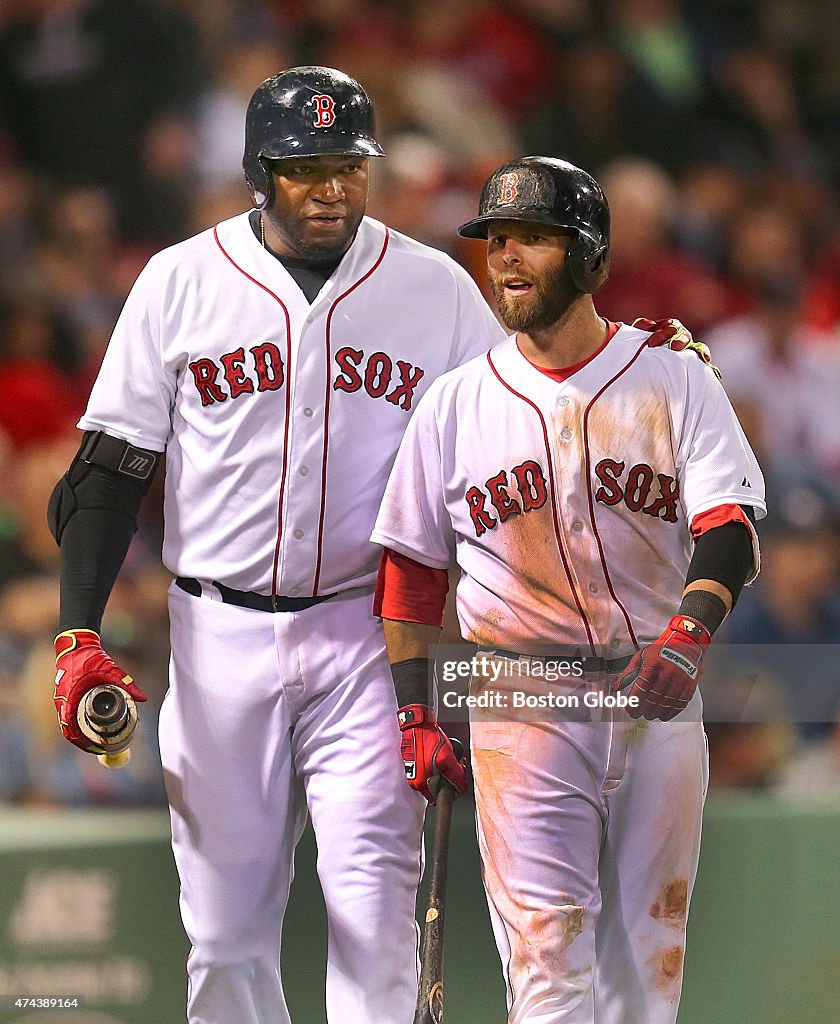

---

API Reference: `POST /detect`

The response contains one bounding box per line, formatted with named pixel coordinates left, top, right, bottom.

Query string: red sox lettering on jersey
left=466, top=460, right=548, bottom=536
left=465, top=455, right=680, bottom=538
left=373, top=323, right=765, bottom=650
left=333, top=347, right=425, bottom=408
left=189, top=343, right=285, bottom=405
left=593, top=459, right=680, bottom=522
left=188, top=344, right=425, bottom=410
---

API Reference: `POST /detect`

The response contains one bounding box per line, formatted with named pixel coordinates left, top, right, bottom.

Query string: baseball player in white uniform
left=371, top=157, right=766, bottom=1023
left=47, top=67, right=509, bottom=1024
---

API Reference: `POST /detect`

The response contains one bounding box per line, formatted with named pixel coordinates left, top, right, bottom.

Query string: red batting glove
left=634, top=316, right=693, bottom=350
left=634, top=317, right=721, bottom=379
left=615, top=615, right=711, bottom=722
left=53, top=629, right=147, bottom=753
left=397, top=704, right=468, bottom=804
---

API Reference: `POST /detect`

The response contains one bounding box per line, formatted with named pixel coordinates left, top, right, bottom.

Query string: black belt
left=478, top=648, right=634, bottom=674
left=175, top=577, right=337, bottom=613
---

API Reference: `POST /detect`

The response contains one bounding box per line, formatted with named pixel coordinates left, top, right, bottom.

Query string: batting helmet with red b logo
left=458, top=156, right=611, bottom=294
left=243, top=66, right=385, bottom=210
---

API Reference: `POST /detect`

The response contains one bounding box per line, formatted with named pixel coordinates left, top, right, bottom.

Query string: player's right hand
left=634, top=316, right=721, bottom=378
left=53, top=629, right=147, bottom=753
left=396, top=704, right=468, bottom=804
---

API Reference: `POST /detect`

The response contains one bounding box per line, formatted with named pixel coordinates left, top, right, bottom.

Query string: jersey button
left=299, top=466, right=309, bottom=476
left=572, top=521, right=583, bottom=533
left=289, top=588, right=300, bottom=597
left=558, top=396, right=569, bottom=407
left=611, top=639, right=621, bottom=649
left=304, top=408, right=314, bottom=418
left=589, top=582, right=599, bottom=593
left=561, top=428, right=573, bottom=441
left=293, top=528, right=304, bottom=540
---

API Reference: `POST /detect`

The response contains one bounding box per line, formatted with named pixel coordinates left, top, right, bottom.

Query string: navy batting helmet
left=243, top=66, right=385, bottom=210
left=458, top=156, right=610, bottom=294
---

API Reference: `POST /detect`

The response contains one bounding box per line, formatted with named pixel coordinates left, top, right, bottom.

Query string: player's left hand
left=614, top=615, right=710, bottom=721
left=397, top=704, right=468, bottom=804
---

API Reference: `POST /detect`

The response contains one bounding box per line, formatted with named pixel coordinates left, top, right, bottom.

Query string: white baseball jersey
left=79, top=211, right=504, bottom=596
left=373, top=322, right=766, bottom=651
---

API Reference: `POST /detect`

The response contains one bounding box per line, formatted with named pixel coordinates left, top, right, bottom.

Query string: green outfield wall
left=0, top=797, right=838, bottom=1023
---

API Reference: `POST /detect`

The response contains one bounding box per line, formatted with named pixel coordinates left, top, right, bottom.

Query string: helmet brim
left=261, top=134, right=385, bottom=160
left=457, top=211, right=579, bottom=239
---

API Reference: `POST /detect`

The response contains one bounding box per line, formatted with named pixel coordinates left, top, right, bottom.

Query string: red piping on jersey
left=487, top=350, right=596, bottom=655
left=581, top=340, right=650, bottom=651
left=312, top=228, right=390, bottom=595
left=214, top=225, right=293, bottom=603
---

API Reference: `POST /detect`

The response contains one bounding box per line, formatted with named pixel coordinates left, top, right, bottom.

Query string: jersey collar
left=214, top=212, right=387, bottom=312
left=489, top=322, right=639, bottom=401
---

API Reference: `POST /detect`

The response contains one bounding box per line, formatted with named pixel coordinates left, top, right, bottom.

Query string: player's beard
left=264, top=206, right=365, bottom=260
left=489, top=262, right=581, bottom=333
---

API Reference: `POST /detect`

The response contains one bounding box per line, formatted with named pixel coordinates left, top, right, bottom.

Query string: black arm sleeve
left=58, top=498, right=138, bottom=632
left=48, top=433, right=161, bottom=632
left=680, top=520, right=756, bottom=634
left=684, top=521, right=755, bottom=601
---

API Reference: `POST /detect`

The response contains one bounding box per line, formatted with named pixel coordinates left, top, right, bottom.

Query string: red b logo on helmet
left=312, top=94, right=336, bottom=128
left=498, top=173, right=519, bottom=204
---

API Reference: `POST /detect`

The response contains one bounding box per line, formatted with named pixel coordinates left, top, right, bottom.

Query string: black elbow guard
left=48, top=431, right=162, bottom=544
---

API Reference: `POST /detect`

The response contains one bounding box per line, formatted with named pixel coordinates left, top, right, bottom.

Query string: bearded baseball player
left=47, top=66, right=511, bottom=1024
left=371, top=157, right=766, bottom=1023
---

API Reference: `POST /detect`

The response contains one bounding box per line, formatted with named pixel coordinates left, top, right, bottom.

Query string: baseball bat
left=414, top=735, right=465, bottom=1024
left=76, top=684, right=138, bottom=770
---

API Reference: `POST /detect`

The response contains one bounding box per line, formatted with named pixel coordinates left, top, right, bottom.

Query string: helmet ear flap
left=566, top=235, right=610, bottom=294
left=245, top=158, right=274, bottom=211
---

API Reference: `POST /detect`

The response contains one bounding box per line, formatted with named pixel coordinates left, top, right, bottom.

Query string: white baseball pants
left=470, top=689, right=708, bottom=1024
left=159, top=583, right=426, bottom=1024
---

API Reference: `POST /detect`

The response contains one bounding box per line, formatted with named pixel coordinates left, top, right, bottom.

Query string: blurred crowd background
left=0, top=0, right=839, bottom=807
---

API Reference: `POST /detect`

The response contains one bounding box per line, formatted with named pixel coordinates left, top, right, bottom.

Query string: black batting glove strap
left=390, top=657, right=435, bottom=709
left=397, top=703, right=435, bottom=729
left=678, top=590, right=727, bottom=636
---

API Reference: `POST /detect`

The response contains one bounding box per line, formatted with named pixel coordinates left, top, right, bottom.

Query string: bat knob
left=77, top=685, right=139, bottom=758
left=99, top=748, right=132, bottom=770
